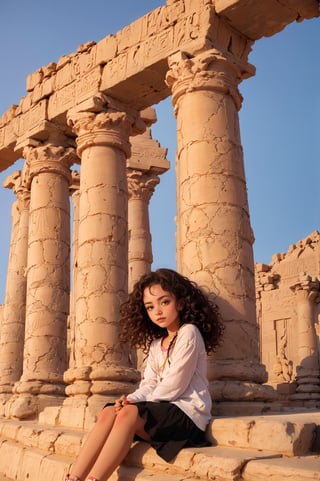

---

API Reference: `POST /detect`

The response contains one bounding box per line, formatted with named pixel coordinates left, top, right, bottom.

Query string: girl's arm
left=126, top=343, right=159, bottom=402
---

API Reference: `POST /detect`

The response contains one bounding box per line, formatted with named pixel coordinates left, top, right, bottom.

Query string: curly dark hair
left=120, top=268, right=224, bottom=354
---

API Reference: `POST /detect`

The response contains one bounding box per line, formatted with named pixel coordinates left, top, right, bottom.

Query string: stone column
left=68, top=170, right=80, bottom=370
left=127, top=170, right=159, bottom=289
left=127, top=107, right=169, bottom=290
left=127, top=170, right=159, bottom=374
left=64, top=95, right=143, bottom=416
left=8, top=137, right=75, bottom=419
left=0, top=169, right=30, bottom=411
left=290, top=275, right=320, bottom=404
left=166, top=49, right=274, bottom=412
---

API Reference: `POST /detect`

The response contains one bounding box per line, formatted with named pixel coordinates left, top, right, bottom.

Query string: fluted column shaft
left=166, top=49, right=271, bottom=403
left=0, top=171, right=29, bottom=399
left=65, top=95, right=142, bottom=402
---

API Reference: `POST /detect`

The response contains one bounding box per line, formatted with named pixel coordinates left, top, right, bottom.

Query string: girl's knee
left=96, top=405, right=116, bottom=425
left=115, top=405, right=139, bottom=423
left=115, top=405, right=146, bottom=433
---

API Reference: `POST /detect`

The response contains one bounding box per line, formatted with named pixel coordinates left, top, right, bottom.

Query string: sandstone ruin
left=256, top=231, right=320, bottom=403
left=0, top=1, right=319, bottom=480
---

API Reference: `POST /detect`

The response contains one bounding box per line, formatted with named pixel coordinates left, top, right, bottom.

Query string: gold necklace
left=159, top=332, right=178, bottom=382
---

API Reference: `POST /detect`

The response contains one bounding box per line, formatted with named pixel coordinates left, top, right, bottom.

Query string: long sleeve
left=127, top=344, right=160, bottom=402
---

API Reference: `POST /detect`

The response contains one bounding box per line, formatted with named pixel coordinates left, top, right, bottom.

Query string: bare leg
left=87, top=404, right=149, bottom=481
left=69, top=406, right=118, bottom=480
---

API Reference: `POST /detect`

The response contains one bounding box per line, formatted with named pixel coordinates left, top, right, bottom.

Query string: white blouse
left=127, top=323, right=212, bottom=431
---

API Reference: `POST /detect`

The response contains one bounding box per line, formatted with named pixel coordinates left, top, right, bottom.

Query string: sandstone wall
left=256, top=231, right=320, bottom=405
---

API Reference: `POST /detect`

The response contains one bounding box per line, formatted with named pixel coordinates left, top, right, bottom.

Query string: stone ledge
left=0, top=418, right=84, bottom=459
left=110, top=465, right=201, bottom=481
left=242, top=455, right=320, bottom=481
left=0, top=410, right=318, bottom=461
left=0, top=440, right=71, bottom=481
left=208, top=411, right=320, bottom=456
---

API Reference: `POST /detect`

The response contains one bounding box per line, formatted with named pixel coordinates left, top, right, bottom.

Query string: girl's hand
left=120, top=394, right=130, bottom=406
left=114, top=395, right=130, bottom=413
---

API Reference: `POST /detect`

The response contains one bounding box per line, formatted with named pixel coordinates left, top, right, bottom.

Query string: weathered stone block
left=242, top=455, right=320, bottom=481
left=209, top=414, right=317, bottom=455
left=95, top=35, right=117, bottom=65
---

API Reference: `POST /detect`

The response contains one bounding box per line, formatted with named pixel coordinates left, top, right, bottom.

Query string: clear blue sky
left=0, top=1, right=319, bottom=303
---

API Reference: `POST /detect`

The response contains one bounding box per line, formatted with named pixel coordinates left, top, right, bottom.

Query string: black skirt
left=133, top=401, right=210, bottom=462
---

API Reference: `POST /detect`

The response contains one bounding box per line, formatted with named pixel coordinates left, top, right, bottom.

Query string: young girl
left=66, top=268, right=224, bottom=481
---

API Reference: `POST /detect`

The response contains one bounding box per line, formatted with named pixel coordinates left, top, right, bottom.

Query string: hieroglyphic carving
left=273, top=323, right=294, bottom=383
left=71, top=42, right=96, bottom=78
left=55, top=59, right=74, bottom=90
left=280, top=260, right=318, bottom=281
left=16, top=100, right=48, bottom=138
left=75, top=66, right=101, bottom=104
left=48, top=82, right=76, bottom=120
left=141, top=2, right=185, bottom=38
left=103, top=52, right=128, bottom=84
left=101, top=3, right=208, bottom=92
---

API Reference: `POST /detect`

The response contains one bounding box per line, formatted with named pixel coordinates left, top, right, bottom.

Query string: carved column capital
left=22, top=143, right=76, bottom=186
left=290, top=275, right=320, bottom=303
left=3, top=170, right=21, bottom=192
left=3, top=169, right=30, bottom=210
left=127, top=169, right=160, bottom=202
left=67, top=94, right=145, bottom=158
left=166, top=49, right=254, bottom=111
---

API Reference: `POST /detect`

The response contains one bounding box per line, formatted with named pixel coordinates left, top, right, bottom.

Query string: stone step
left=1, top=455, right=319, bottom=481
left=0, top=436, right=318, bottom=481
left=0, top=439, right=292, bottom=481
left=36, top=407, right=320, bottom=456
left=125, top=442, right=284, bottom=481
left=0, top=440, right=71, bottom=481
left=109, top=465, right=201, bottom=481
left=9, top=410, right=318, bottom=458
left=242, top=454, right=320, bottom=481
left=0, top=410, right=318, bottom=481
left=208, top=410, right=320, bottom=455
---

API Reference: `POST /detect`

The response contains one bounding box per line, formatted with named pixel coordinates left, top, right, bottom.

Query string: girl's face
left=143, top=283, right=182, bottom=334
